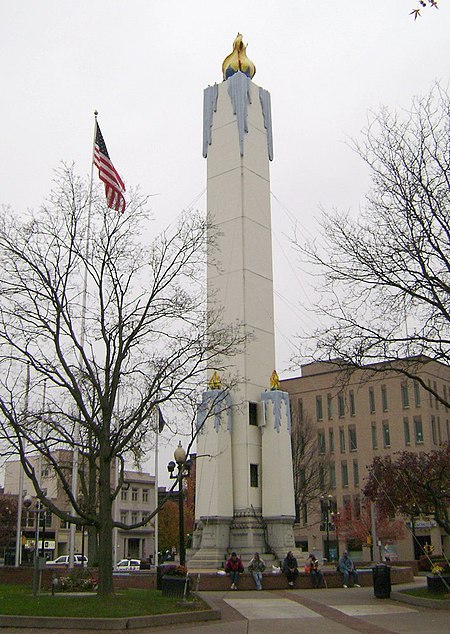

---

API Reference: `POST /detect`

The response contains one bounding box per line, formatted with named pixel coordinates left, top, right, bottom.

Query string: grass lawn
left=0, top=585, right=207, bottom=618
left=403, top=587, right=450, bottom=602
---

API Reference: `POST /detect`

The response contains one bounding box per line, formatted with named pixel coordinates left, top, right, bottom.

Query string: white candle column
left=260, top=390, right=296, bottom=554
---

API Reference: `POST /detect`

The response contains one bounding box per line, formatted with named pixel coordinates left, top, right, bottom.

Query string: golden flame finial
left=270, top=370, right=280, bottom=391
left=208, top=371, right=222, bottom=390
left=222, top=33, right=256, bottom=80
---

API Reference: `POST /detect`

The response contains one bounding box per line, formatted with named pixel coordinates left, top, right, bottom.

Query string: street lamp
left=167, top=442, right=191, bottom=567
left=320, top=494, right=333, bottom=562
left=331, top=510, right=341, bottom=560
left=23, top=495, right=46, bottom=597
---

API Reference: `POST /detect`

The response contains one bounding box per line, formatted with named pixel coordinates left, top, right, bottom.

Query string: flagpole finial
left=94, top=110, right=98, bottom=117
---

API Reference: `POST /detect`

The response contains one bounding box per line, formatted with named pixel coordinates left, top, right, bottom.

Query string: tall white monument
left=189, top=35, right=296, bottom=568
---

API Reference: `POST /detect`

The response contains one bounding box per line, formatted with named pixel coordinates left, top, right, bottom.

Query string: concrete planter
left=427, top=574, right=450, bottom=594
left=161, top=575, right=190, bottom=598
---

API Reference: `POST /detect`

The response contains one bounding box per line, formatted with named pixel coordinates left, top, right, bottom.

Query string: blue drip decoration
left=197, top=389, right=233, bottom=434
left=261, top=390, right=291, bottom=433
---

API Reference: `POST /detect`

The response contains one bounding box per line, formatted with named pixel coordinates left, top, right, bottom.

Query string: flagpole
left=68, top=110, right=98, bottom=569
left=14, top=364, right=30, bottom=567
left=154, top=410, right=159, bottom=567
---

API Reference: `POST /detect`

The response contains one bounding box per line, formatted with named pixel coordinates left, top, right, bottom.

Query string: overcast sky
left=2, top=1, right=449, bottom=479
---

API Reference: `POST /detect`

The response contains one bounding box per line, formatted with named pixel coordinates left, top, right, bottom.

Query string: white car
left=46, top=554, right=88, bottom=566
left=114, top=558, right=141, bottom=571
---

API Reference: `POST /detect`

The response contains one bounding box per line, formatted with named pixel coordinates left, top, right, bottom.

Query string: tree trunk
left=97, top=451, right=114, bottom=595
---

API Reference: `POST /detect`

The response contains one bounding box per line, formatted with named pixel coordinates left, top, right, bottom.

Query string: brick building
left=281, top=357, right=450, bottom=561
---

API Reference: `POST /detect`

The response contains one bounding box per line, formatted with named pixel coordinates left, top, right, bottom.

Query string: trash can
left=372, top=564, right=391, bottom=598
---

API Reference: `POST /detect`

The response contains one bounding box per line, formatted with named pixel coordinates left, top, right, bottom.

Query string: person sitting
left=337, top=551, right=361, bottom=588
left=282, top=551, right=299, bottom=588
left=225, top=552, right=244, bottom=590
left=248, top=552, right=266, bottom=590
left=305, top=553, right=324, bottom=588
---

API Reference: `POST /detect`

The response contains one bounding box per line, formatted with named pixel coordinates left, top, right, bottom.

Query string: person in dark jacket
left=305, top=553, right=325, bottom=588
left=225, top=552, right=244, bottom=590
left=282, top=551, right=299, bottom=587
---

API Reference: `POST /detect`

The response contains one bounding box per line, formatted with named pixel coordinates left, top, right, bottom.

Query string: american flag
left=93, top=122, right=126, bottom=213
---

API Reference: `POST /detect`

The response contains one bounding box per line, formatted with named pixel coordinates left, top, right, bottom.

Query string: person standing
left=337, top=551, right=361, bottom=588
left=225, top=552, right=244, bottom=590
left=282, top=551, right=299, bottom=588
left=248, top=552, right=266, bottom=590
left=305, top=553, right=324, bottom=588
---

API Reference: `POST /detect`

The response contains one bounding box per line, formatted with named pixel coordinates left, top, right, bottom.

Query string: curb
left=391, top=590, right=450, bottom=611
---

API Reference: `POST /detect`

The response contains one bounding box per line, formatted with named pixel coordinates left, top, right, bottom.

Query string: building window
left=437, top=417, right=442, bottom=444
left=341, top=462, right=349, bottom=487
left=382, top=421, right=390, bottom=448
left=369, top=387, right=375, bottom=414
left=298, top=398, right=304, bottom=422
left=131, top=488, right=138, bottom=502
left=131, top=512, right=138, bottom=524
left=348, top=426, right=357, bottom=451
left=428, top=380, right=433, bottom=407
left=443, top=385, right=448, bottom=411
left=338, top=394, right=345, bottom=418
left=414, top=415, right=424, bottom=443
left=142, top=489, right=149, bottom=503
left=120, top=511, right=128, bottom=524
left=353, top=460, right=359, bottom=486
left=329, top=463, right=336, bottom=488
left=353, top=495, right=361, bottom=519
left=318, top=430, right=326, bottom=455
left=433, top=381, right=439, bottom=409
left=403, top=417, right=411, bottom=446
left=319, top=465, right=325, bottom=490
left=349, top=390, right=355, bottom=416
left=431, top=415, right=437, bottom=445
left=302, top=504, right=308, bottom=525
left=316, top=396, right=323, bottom=421
left=381, top=385, right=388, bottom=412
left=327, top=394, right=333, bottom=420
left=339, top=427, right=345, bottom=453
left=328, top=428, right=334, bottom=453
left=121, top=488, right=128, bottom=501
left=371, top=423, right=378, bottom=450
left=414, top=381, right=421, bottom=407
left=249, top=402, right=258, bottom=425
left=401, top=382, right=409, bottom=409
left=250, top=464, right=259, bottom=487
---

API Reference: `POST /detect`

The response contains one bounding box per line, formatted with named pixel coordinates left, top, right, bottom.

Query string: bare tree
left=291, top=406, right=331, bottom=524
left=0, top=164, right=244, bottom=594
left=295, top=84, right=450, bottom=407
left=410, top=1, right=439, bottom=20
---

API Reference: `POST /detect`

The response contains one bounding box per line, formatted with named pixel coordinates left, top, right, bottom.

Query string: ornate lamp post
left=23, top=495, right=45, bottom=597
left=331, top=510, right=341, bottom=560
left=320, top=494, right=333, bottom=562
left=167, top=442, right=191, bottom=567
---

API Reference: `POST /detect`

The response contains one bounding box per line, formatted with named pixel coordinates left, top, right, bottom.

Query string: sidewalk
left=0, top=578, right=448, bottom=633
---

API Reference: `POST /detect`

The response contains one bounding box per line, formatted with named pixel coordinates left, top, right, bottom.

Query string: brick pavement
left=0, top=578, right=448, bottom=633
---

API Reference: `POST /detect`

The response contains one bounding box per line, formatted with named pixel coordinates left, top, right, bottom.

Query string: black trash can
left=372, top=564, right=391, bottom=598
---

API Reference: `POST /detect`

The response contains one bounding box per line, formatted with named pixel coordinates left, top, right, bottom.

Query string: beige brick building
left=281, top=358, right=450, bottom=562
left=4, top=453, right=156, bottom=564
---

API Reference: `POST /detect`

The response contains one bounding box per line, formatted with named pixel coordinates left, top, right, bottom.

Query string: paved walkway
left=1, top=578, right=448, bottom=633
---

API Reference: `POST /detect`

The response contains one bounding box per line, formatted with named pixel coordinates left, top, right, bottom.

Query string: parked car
left=114, top=558, right=141, bottom=571
left=46, top=554, right=88, bottom=566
